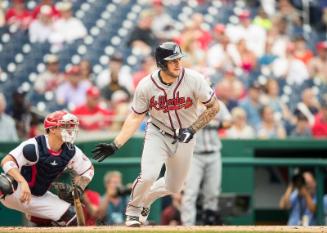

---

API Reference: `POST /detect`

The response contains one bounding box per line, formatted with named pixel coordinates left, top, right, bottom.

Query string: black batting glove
left=174, top=127, right=195, bottom=143
left=92, top=142, right=119, bottom=162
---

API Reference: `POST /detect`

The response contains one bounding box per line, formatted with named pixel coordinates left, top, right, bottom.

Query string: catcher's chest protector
left=21, top=135, right=75, bottom=196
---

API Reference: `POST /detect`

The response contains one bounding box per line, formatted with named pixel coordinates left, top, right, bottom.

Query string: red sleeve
left=86, top=190, right=101, bottom=206
left=32, top=5, right=41, bottom=19
left=312, top=114, right=327, bottom=138
left=5, top=9, right=14, bottom=22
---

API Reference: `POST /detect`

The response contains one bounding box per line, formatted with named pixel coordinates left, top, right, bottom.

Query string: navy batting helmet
left=155, top=42, right=185, bottom=70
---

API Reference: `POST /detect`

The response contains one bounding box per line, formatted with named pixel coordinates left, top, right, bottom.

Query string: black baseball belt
left=150, top=123, right=176, bottom=139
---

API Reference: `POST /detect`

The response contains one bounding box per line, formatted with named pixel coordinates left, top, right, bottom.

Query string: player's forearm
left=114, top=112, right=146, bottom=147
left=191, top=97, right=220, bottom=132
left=303, top=191, right=316, bottom=213
left=1, top=155, right=26, bottom=184
left=74, top=176, right=91, bottom=190
left=279, top=186, right=292, bottom=209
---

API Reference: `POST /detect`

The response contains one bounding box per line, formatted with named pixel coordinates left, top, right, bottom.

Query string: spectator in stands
left=83, top=188, right=101, bottom=226
left=262, top=79, right=292, bottom=122
left=257, top=105, right=286, bottom=139
left=312, top=98, right=327, bottom=138
left=34, top=54, right=64, bottom=93
left=127, top=9, right=158, bottom=55
left=98, top=171, right=128, bottom=225
left=215, top=80, right=238, bottom=112
left=293, top=36, right=314, bottom=65
left=295, top=88, right=320, bottom=126
left=72, top=86, right=113, bottom=131
left=259, top=39, right=278, bottom=67
left=161, top=193, right=182, bottom=225
left=180, top=36, right=206, bottom=70
left=100, top=64, right=131, bottom=107
left=79, top=60, right=94, bottom=81
left=32, top=0, right=60, bottom=19
left=279, top=171, right=317, bottom=226
left=132, top=56, right=156, bottom=90
left=253, top=8, right=272, bottom=31
left=226, top=10, right=266, bottom=57
left=308, top=41, right=327, bottom=84
left=51, top=1, right=86, bottom=44
left=276, top=0, right=302, bottom=35
left=215, top=69, right=244, bottom=101
left=272, top=42, right=309, bottom=85
left=232, top=38, right=257, bottom=73
left=226, top=107, right=255, bottom=139
left=207, top=24, right=236, bottom=78
left=29, top=5, right=55, bottom=43
left=269, top=17, right=290, bottom=58
left=189, top=13, right=212, bottom=51
left=110, top=90, right=131, bottom=132
left=55, top=65, right=91, bottom=109
left=239, top=82, right=262, bottom=128
left=0, top=93, right=18, bottom=142
left=150, top=0, right=178, bottom=42
left=10, top=90, right=32, bottom=140
left=96, top=53, right=132, bottom=92
left=5, top=0, right=31, bottom=30
left=290, top=114, right=312, bottom=138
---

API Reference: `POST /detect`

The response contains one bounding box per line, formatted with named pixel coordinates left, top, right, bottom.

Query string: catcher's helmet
left=155, top=42, right=185, bottom=70
left=44, top=110, right=79, bottom=129
left=44, top=110, right=79, bottom=146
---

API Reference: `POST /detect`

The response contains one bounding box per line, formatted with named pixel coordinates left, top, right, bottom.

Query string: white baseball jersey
left=9, top=136, right=94, bottom=180
left=132, top=68, right=215, bottom=131
left=1, top=136, right=94, bottom=221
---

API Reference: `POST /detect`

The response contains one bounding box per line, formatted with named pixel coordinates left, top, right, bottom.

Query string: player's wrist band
left=2, top=161, right=18, bottom=174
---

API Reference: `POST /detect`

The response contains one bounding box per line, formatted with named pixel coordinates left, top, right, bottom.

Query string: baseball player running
left=181, top=100, right=232, bottom=225
left=0, top=110, right=94, bottom=226
left=92, top=41, right=220, bottom=227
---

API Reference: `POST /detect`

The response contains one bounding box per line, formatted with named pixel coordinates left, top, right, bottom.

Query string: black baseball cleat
left=139, top=207, right=150, bottom=224
left=125, top=215, right=141, bottom=227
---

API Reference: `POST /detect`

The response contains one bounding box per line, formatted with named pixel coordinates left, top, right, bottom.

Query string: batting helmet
left=155, top=42, right=185, bottom=70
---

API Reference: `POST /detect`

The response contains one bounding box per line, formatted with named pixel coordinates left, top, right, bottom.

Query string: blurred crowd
left=0, top=0, right=327, bottom=142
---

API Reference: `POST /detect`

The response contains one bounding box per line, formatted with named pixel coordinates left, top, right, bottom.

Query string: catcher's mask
left=155, top=41, right=185, bottom=70
left=44, top=110, right=79, bottom=149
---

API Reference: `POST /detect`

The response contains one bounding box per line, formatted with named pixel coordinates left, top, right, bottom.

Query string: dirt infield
left=0, top=226, right=326, bottom=233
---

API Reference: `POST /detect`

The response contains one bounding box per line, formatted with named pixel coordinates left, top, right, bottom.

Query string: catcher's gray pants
left=181, top=150, right=221, bottom=226
left=125, top=124, right=195, bottom=217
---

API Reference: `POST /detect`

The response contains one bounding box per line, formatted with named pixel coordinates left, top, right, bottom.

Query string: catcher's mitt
left=51, top=182, right=83, bottom=205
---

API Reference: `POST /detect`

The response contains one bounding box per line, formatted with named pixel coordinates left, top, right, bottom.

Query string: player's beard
left=164, top=68, right=180, bottom=79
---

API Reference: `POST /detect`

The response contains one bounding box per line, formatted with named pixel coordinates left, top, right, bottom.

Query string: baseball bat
left=72, top=184, right=85, bottom=226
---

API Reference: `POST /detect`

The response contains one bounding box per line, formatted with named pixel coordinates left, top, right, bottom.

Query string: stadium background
left=0, top=0, right=327, bottom=228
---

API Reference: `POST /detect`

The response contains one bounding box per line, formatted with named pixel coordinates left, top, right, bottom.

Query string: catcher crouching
left=0, top=110, right=94, bottom=226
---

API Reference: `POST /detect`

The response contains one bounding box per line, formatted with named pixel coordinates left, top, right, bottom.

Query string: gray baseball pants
left=181, top=150, right=221, bottom=225
left=126, top=124, right=195, bottom=217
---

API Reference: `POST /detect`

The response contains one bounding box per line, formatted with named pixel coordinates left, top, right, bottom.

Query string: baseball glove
left=51, top=182, right=83, bottom=205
